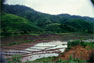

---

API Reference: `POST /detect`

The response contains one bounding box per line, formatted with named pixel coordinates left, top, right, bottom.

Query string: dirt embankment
left=55, top=45, right=94, bottom=61
left=1, top=33, right=93, bottom=44
left=1, top=34, right=61, bottom=50
left=1, top=33, right=93, bottom=50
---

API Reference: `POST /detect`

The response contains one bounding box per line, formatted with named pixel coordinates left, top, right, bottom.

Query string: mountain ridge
left=1, top=4, right=94, bottom=37
left=4, top=4, right=94, bottom=19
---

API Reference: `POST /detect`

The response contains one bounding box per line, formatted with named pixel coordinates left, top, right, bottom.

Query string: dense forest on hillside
left=1, top=14, right=43, bottom=36
left=0, top=1, right=94, bottom=37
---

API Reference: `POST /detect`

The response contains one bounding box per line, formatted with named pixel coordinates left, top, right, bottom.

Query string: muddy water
left=22, top=41, right=67, bottom=62
left=22, top=39, right=94, bottom=62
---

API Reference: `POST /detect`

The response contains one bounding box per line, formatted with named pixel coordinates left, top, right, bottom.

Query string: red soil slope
left=56, top=45, right=93, bottom=61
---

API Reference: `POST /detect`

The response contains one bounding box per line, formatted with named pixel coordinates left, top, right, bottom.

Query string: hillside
left=1, top=1, right=94, bottom=63
left=1, top=4, right=94, bottom=37
left=0, top=13, right=42, bottom=37
left=3, top=5, right=94, bottom=23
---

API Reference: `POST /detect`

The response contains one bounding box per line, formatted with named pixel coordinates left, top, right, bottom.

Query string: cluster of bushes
left=68, top=40, right=94, bottom=49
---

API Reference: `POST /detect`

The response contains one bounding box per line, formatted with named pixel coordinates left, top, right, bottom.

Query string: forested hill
left=3, top=4, right=94, bottom=23
left=1, top=4, right=94, bottom=37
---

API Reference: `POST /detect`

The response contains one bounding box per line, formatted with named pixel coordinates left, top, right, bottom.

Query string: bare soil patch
left=55, top=45, right=94, bottom=61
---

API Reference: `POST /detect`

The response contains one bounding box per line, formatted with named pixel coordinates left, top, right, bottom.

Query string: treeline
left=1, top=4, right=94, bottom=37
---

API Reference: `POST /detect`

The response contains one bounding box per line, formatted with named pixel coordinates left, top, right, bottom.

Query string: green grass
left=7, top=55, right=87, bottom=63
left=68, top=40, right=94, bottom=50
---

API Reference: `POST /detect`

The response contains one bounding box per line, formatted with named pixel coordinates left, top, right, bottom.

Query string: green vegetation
left=60, top=19, right=94, bottom=33
left=7, top=55, right=22, bottom=63
left=1, top=0, right=94, bottom=63
left=31, top=56, right=86, bottom=63
left=1, top=4, right=94, bottom=37
left=1, top=13, right=43, bottom=37
left=31, top=57, right=56, bottom=63
left=7, top=55, right=87, bottom=63
left=68, top=40, right=94, bottom=49
left=55, top=56, right=86, bottom=63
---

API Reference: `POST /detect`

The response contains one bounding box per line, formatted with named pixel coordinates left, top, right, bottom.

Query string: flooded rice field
left=22, top=41, right=67, bottom=61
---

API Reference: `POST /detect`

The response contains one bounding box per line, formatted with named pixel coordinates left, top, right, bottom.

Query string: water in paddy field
left=22, top=41, right=67, bottom=62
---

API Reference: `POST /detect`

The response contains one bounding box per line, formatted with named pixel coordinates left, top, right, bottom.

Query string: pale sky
left=5, top=0, right=94, bottom=17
